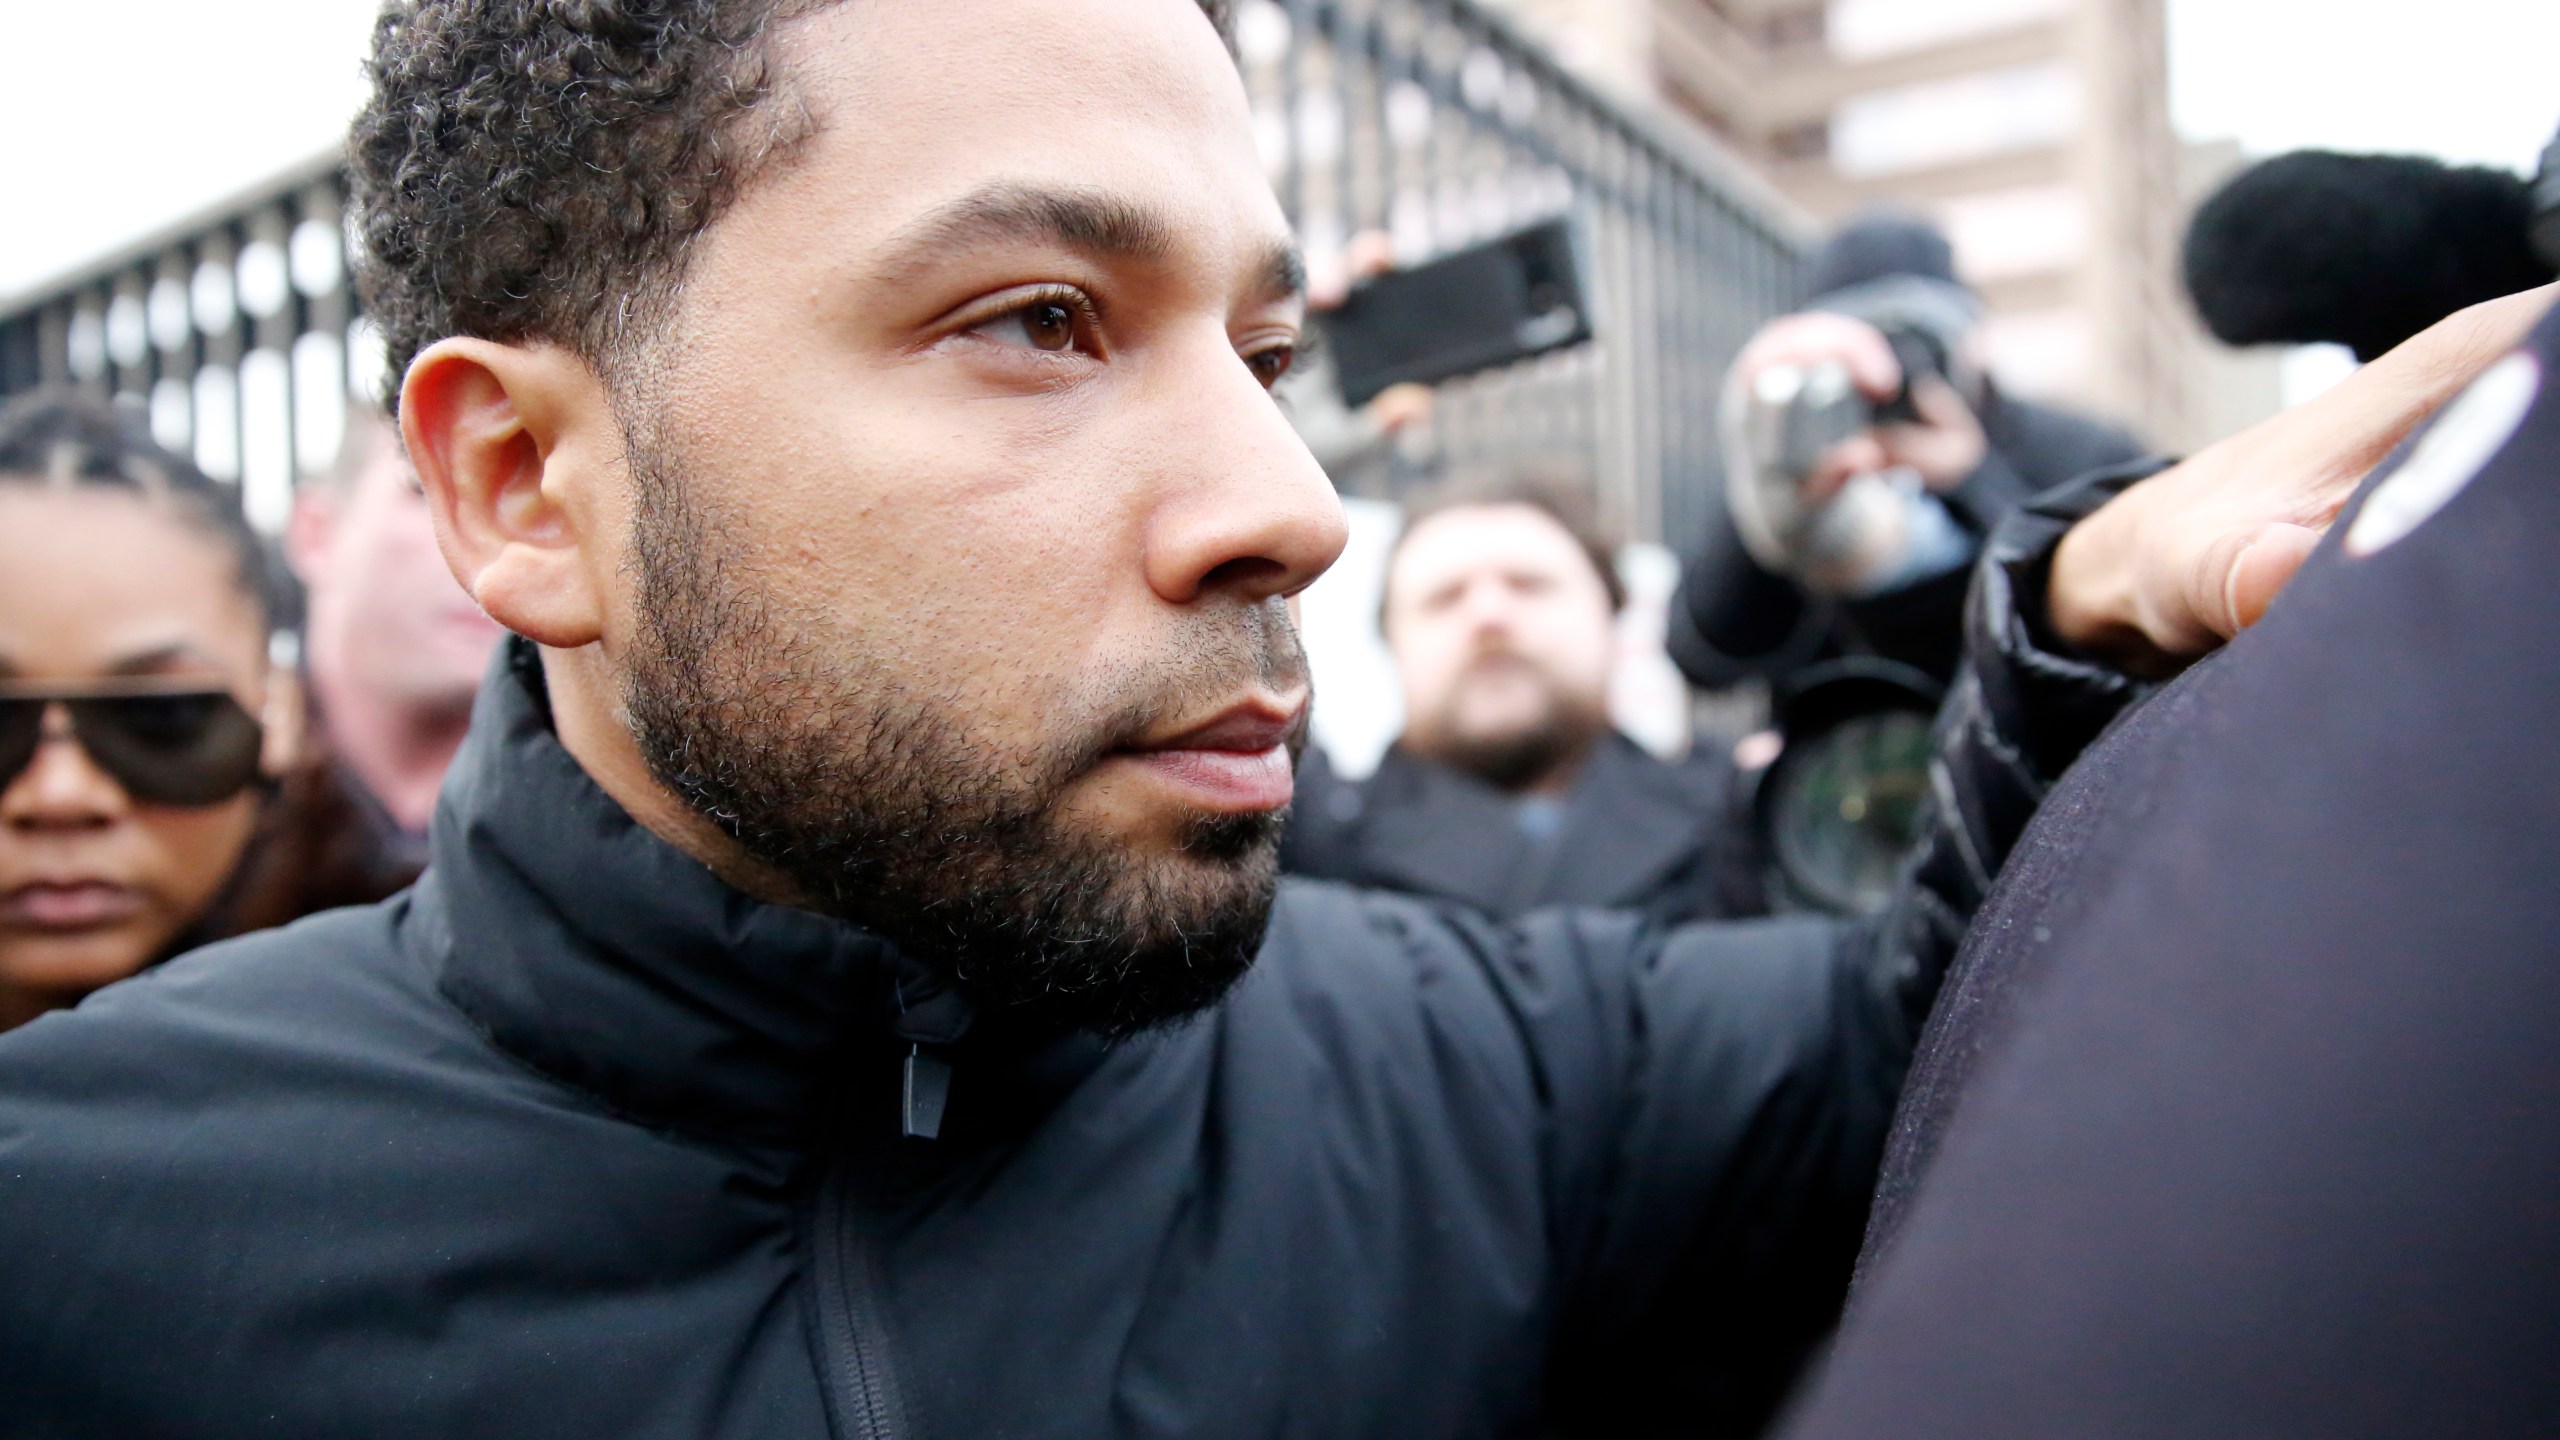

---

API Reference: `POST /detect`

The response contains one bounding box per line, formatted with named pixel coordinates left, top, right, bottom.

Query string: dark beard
left=1427, top=656, right=1601, bottom=792
left=616, top=430, right=1304, bottom=1040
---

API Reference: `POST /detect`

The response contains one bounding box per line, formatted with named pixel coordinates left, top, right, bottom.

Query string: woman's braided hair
left=0, top=390, right=297, bottom=636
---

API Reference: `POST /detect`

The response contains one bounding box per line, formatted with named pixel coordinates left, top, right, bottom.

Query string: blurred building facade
left=1485, top=0, right=2279, bottom=450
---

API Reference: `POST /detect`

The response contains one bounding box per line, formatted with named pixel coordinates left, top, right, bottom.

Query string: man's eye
left=1246, top=345, right=1296, bottom=390
left=970, top=294, right=1091, bottom=355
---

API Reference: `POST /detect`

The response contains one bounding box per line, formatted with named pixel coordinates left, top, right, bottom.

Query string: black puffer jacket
left=0, top=522, right=2107, bottom=1440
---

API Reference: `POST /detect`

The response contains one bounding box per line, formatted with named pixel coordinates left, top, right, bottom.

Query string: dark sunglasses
left=0, top=684, right=266, bottom=808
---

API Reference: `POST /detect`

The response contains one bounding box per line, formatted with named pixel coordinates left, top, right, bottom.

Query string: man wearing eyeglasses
left=0, top=2, right=2518, bottom=1436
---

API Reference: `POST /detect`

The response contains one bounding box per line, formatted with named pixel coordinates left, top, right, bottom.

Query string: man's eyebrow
left=1256, top=240, right=1307, bottom=306
left=871, top=184, right=1176, bottom=288
left=870, top=182, right=1306, bottom=305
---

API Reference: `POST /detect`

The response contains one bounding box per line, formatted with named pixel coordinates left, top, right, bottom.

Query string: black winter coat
left=1783, top=308, right=2560, bottom=1438
left=1281, top=733, right=1764, bottom=925
left=1667, top=384, right=2146, bottom=692
left=0, top=592, right=2061, bottom=1439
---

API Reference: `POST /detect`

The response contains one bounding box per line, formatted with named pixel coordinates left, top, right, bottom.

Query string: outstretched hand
left=2049, top=284, right=2556, bottom=677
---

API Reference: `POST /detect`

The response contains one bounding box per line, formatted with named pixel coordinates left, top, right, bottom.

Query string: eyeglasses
left=0, top=683, right=266, bottom=808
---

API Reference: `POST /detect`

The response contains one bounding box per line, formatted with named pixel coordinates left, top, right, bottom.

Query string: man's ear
left=256, top=663, right=306, bottom=779
left=283, top=486, right=334, bottom=583
left=399, top=338, right=612, bottom=650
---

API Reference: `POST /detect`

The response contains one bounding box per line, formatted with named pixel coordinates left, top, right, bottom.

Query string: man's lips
left=1, top=881, right=146, bottom=932
left=1113, top=697, right=1306, bottom=813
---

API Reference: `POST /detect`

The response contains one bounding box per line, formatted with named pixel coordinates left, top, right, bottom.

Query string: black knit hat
left=1804, top=211, right=1962, bottom=302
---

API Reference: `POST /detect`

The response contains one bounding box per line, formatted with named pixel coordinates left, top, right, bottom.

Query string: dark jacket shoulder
left=1282, top=733, right=1762, bottom=923
left=0, top=887, right=829, bottom=1437
left=1788, top=312, right=2560, bottom=1440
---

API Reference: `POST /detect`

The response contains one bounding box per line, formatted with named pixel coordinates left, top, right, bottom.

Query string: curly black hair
left=349, top=0, right=1237, bottom=414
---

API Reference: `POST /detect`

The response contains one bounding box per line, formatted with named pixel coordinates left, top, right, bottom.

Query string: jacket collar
left=1536, top=733, right=1728, bottom=908
left=1360, top=734, right=1720, bottom=913
left=1357, top=747, right=1532, bottom=912
left=417, top=639, right=1091, bottom=1149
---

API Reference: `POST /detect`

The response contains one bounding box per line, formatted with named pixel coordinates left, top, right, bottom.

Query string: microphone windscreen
left=2183, top=150, right=2555, bottom=362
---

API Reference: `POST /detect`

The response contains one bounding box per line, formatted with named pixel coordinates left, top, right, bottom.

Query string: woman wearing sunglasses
left=0, top=393, right=300, bottom=1032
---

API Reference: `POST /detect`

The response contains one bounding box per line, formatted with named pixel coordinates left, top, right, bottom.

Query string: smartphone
left=1321, top=217, right=1594, bottom=408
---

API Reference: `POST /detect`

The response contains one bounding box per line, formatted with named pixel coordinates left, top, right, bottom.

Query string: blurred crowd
left=0, top=204, right=2135, bottom=1028
left=0, top=4, right=2555, bottom=1436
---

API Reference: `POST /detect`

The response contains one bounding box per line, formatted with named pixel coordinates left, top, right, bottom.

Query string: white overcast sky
left=1, top=0, right=2555, bottom=302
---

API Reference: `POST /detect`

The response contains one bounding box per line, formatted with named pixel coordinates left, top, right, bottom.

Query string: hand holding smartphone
left=1320, top=218, right=1594, bottom=407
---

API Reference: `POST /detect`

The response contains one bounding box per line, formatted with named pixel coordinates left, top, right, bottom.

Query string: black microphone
left=2183, top=148, right=2559, bottom=363
left=2533, top=130, right=2560, bottom=272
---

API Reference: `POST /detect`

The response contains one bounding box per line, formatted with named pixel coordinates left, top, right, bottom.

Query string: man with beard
left=1284, top=471, right=1762, bottom=922
left=0, top=2, right=2497, bottom=1436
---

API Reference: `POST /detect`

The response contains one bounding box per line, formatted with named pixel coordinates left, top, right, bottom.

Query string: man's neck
left=537, top=642, right=813, bottom=911
left=314, top=671, right=476, bottom=834
left=1408, top=726, right=1600, bottom=799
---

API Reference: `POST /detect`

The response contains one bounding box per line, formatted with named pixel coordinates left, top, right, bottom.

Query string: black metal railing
left=1243, top=0, right=1804, bottom=545
left=0, top=0, right=1803, bottom=545
left=0, top=154, right=363, bottom=534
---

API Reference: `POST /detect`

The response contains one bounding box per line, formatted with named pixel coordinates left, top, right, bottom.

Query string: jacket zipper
left=811, top=1131, right=915, bottom=1440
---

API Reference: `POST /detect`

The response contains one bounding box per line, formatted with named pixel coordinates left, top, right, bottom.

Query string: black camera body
left=1748, top=275, right=1976, bottom=480
left=1755, top=327, right=1946, bottom=478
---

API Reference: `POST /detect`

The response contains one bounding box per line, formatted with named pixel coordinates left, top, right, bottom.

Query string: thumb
left=1805, top=434, right=1887, bottom=504
left=2219, top=522, right=2324, bottom=637
left=1907, top=374, right=1971, bottom=427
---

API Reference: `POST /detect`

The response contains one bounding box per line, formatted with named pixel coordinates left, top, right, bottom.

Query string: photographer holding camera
left=1668, top=213, right=2148, bottom=693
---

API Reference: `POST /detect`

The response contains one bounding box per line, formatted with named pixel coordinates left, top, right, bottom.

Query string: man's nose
left=1458, top=581, right=1522, bottom=639
left=1140, top=346, right=1349, bottom=608
left=2, top=709, right=128, bottom=830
